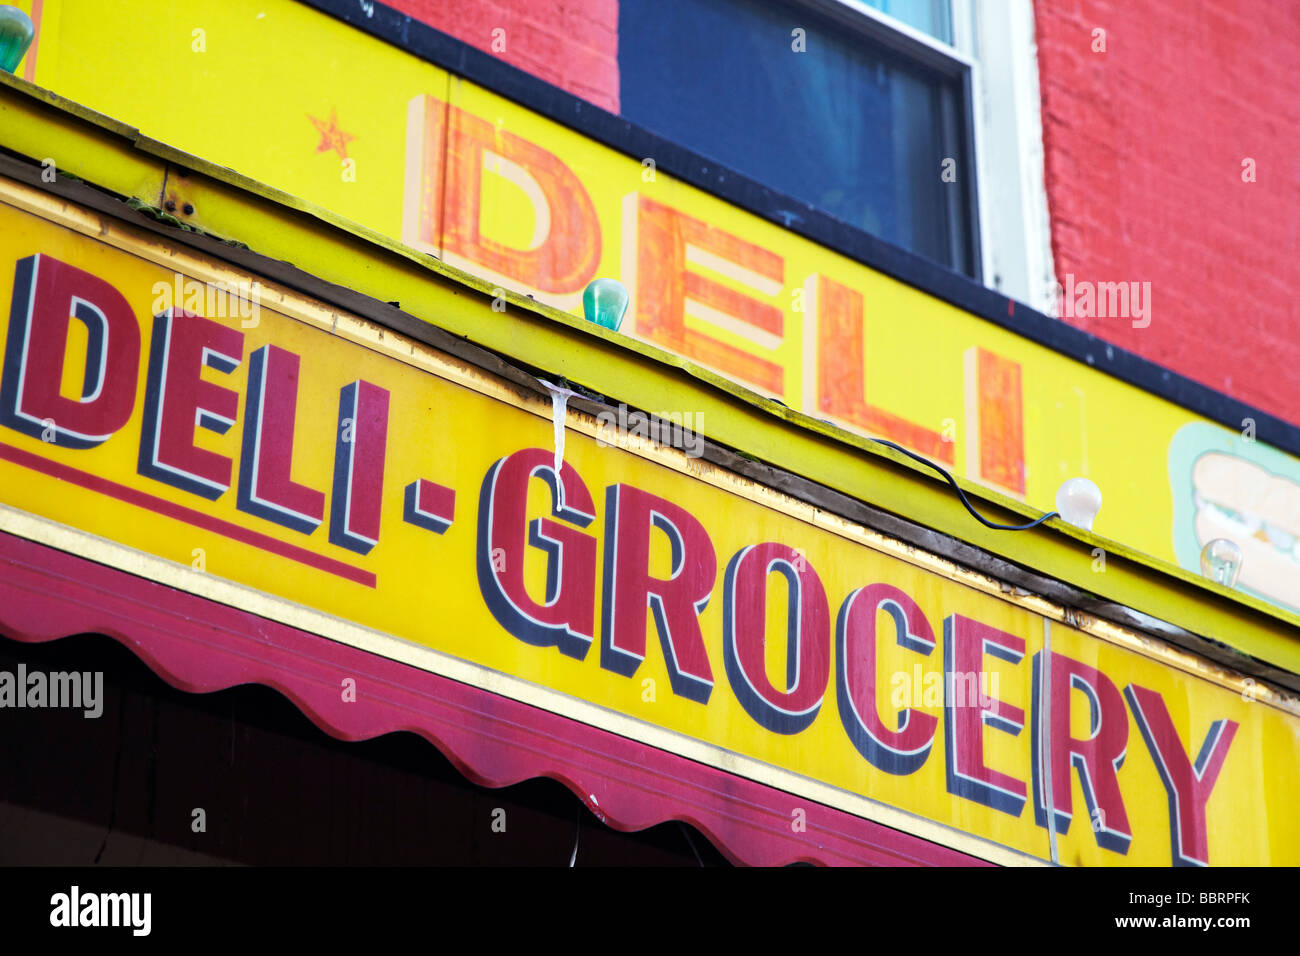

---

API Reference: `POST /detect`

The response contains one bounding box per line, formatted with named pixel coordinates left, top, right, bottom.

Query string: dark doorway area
left=0, top=632, right=731, bottom=866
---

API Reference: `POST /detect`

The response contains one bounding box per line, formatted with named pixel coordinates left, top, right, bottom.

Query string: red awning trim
left=0, top=530, right=989, bottom=867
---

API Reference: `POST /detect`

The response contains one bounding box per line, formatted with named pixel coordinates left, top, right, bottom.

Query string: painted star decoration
left=308, top=108, right=356, bottom=159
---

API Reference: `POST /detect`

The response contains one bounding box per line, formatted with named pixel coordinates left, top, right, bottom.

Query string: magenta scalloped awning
left=0, top=530, right=986, bottom=867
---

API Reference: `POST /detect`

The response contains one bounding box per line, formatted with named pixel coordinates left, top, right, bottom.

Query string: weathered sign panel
left=1, top=185, right=1296, bottom=864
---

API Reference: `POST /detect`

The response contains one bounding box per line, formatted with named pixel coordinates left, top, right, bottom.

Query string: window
left=619, top=0, right=979, bottom=276
left=618, top=0, right=1057, bottom=309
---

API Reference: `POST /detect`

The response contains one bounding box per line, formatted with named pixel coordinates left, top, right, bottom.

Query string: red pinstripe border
left=0, top=440, right=375, bottom=586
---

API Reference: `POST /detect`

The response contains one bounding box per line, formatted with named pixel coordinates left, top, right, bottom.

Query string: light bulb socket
left=583, top=278, right=629, bottom=332
left=0, top=6, right=34, bottom=75
left=1054, top=477, right=1102, bottom=532
left=1199, top=538, right=1243, bottom=589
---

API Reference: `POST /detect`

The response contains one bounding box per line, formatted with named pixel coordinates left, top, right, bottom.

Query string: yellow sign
left=1, top=183, right=1296, bottom=865
left=9, top=0, right=1299, bottom=619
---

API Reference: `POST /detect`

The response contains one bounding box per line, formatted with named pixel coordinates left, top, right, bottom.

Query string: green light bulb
left=582, top=278, right=628, bottom=332
left=0, top=6, right=34, bottom=75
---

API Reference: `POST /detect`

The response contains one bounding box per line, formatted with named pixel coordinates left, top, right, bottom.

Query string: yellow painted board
left=4, top=70, right=1298, bottom=685
left=0, top=186, right=1296, bottom=865
left=11, top=0, right=1300, bottom=627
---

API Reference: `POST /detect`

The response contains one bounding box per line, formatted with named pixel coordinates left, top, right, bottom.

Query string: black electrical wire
left=869, top=439, right=1059, bottom=531
left=577, top=386, right=1058, bottom=532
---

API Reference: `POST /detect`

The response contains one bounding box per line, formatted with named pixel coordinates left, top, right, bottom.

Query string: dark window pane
left=619, top=0, right=975, bottom=274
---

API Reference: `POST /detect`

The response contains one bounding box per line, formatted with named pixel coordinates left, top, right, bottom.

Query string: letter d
left=1, top=255, right=140, bottom=448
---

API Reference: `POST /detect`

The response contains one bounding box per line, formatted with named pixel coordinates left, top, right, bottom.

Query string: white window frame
left=800, top=0, right=1057, bottom=313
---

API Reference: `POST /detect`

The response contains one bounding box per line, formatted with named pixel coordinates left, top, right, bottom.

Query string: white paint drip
left=539, top=379, right=583, bottom=510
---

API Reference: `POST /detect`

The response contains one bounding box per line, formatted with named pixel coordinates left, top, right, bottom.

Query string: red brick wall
left=386, top=0, right=620, bottom=113
left=386, top=0, right=1298, bottom=419
left=1033, top=0, right=1300, bottom=422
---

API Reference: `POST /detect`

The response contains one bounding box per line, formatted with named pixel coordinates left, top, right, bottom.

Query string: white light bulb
left=1055, top=477, right=1102, bottom=531
left=1200, top=538, right=1243, bottom=588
